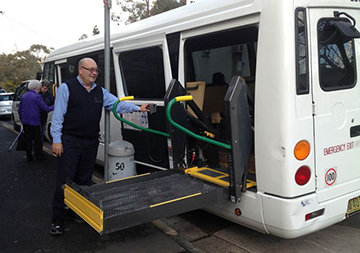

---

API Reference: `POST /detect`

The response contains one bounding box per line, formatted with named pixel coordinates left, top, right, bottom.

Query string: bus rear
left=249, top=0, right=360, bottom=238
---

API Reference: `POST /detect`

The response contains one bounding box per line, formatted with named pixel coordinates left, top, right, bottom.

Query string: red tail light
left=295, top=166, right=311, bottom=186
left=305, top=209, right=324, bottom=221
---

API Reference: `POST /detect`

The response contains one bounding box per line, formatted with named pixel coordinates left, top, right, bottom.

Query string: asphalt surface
left=0, top=122, right=185, bottom=253
left=2, top=119, right=360, bottom=253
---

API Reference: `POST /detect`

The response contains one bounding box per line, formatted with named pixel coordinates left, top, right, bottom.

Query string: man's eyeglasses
left=80, top=66, right=100, bottom=74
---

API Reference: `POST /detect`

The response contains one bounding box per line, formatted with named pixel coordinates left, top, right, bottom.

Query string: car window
left=0, top=94, right=13, bottom=101
left=14, top=82, right=29, bottom=101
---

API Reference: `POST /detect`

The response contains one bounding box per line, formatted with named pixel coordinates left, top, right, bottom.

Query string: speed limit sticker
left=325, top=168, right=337, bottom=186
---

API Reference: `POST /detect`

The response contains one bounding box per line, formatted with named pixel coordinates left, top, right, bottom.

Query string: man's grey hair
left=28, top=80, right=42, bottom=91
left=78, top=58, right=85, bottom=69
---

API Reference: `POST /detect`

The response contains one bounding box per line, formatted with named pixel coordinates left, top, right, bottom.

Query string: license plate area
left=346, top=196, right=360, bottom=217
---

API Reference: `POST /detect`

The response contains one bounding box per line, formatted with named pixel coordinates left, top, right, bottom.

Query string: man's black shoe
left=50, top=220, right=64, bottom=235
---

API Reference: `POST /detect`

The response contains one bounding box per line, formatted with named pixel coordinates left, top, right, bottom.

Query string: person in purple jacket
left=18, top=80, right=54, bottom=162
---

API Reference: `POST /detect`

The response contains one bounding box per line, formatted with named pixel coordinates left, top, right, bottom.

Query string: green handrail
left=112, top=98, right=170, bottom=138
left=166, top=96, right=232, bottom=150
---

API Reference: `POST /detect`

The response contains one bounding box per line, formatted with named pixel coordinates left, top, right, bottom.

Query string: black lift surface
left=65, top=169, right=227, bottom=235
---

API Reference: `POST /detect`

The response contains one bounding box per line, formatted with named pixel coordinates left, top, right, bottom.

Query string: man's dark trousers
left=52, top=134, right=99, bottom=221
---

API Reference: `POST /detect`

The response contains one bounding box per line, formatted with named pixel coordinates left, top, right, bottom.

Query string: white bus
left=44, top=0, right=360, bottom=238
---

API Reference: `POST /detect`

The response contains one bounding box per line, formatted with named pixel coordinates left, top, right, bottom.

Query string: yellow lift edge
left=64, top=184, right=104, bottom=233
left=185, top=166, right=257, bottom=189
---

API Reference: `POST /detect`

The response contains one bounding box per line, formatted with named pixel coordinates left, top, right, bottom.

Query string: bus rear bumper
left=260, top=189, right=360, bottom=238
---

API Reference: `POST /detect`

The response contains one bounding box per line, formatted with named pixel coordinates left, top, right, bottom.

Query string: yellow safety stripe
left=150, top=193, right=201, bottom=208
left=64, top=184, right=104, bottom=233
left=106, top=173, right=151, bottom=184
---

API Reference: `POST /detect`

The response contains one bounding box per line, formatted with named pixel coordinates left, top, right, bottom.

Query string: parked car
left=0, top=93, right=14, bottom=118
left=11, top=81, right=53, bottom=142
left=0, top=88, right=7, bottom=93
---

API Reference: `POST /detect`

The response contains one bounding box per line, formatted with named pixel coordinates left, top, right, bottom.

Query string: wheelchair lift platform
left=64, top=169, right=228, bottom=235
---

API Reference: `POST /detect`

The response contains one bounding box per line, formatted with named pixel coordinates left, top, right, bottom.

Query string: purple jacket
left=18, top=90, right=54, bottom=126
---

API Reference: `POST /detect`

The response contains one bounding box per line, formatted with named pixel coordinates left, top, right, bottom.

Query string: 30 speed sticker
left=325, top=168, right=337, bottom=186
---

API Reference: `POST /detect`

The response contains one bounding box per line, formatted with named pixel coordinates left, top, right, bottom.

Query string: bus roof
left=44, top=0, right=359, bottom=63
left=45, top=0, right=260, bottom=62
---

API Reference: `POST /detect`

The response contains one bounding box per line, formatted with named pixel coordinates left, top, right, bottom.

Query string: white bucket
left=108, top=141, right=136, bottom=181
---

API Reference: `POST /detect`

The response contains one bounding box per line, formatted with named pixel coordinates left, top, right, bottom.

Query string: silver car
left=0, top=93, right=14, bottom=118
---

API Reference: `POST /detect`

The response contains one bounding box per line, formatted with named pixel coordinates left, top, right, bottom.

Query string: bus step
left=64, top=169, right=227, bottom=235
left=185, top=166, right=257, bottom=189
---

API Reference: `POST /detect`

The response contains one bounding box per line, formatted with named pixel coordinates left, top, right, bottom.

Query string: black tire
left=11, top=114, right=20, bottom=132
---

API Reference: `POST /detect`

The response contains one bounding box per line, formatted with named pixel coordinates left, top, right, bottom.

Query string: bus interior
left=181, top=25, right=258, bottom=193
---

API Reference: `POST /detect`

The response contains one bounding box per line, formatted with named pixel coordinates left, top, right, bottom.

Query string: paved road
left=0, top=120, right=184, bottom=253
left=1, top=119, right=360, bottom=253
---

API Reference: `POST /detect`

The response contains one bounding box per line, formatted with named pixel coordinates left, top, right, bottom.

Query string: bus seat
left=186, top=81, right=206, bottom=117
left=203, top=85, right=228, bottom=123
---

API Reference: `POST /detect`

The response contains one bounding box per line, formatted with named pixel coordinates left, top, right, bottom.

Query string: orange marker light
left=294, top=140, right=310, bottom=160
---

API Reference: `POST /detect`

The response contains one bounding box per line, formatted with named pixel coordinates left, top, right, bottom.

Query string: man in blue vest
left=50, top=58, right=149, bottom=235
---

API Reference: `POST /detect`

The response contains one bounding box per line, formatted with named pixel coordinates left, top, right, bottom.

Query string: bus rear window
left=295, top=8, right=309, bottom=95
left=318, top=19, right=356, bottom=91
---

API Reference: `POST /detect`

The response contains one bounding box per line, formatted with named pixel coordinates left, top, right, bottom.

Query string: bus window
left=67, top=51, right=117, bottom=96
left=96, top=53, right=117, bottom=96
left=60, top=64, right=67, bottom=84
left=43, top=63, right=55, bottom=84
left=119, top=46, right=166, bottom=99
left=167, top=32, right=181, bottom=80
left=296, top=8, right=309, bottom=95
left=184, top=26, right=258, bottom=88
left=318, top=18, right=356, bottom=91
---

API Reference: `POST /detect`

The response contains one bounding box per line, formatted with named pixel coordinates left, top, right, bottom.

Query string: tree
left=92, top=25, right=100, bottom=36
left=29, top=44, right=54, bottom=63
left=79, top=34, right=89, bottom=41
left=112, top=0, right=150, bottom=25
left=79, top=25, right=100, bottom=40
left=150, top=0, right=182, bottom=16
left=0, top=44, right=53, bottom=92
left=112, top=0, right=185, bottom=25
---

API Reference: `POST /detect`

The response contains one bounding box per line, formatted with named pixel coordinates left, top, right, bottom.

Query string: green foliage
left=93, top=25, right=100, bottom=36
left=79, top=25, right=100, bottom=40
left=112, top=0, right=185, bottom=25
left=150, top=0, right=182, bottom=16
left=0, top=44, right=53, bottom=92
left=29, top=44, right=54, bottom=63
left=79, top=34, right=89, bottom=40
